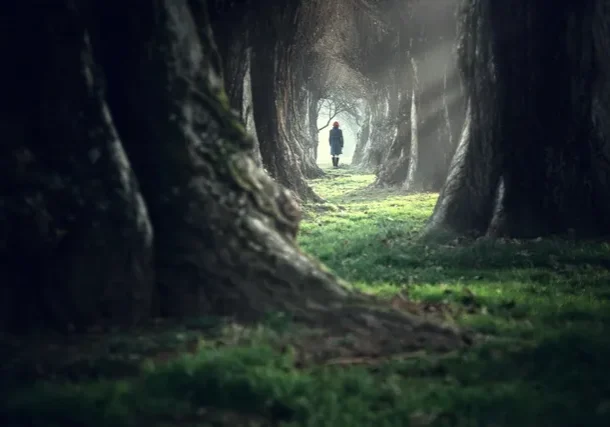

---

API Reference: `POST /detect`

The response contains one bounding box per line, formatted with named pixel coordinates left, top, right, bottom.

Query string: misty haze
left=2, top=1, right=610, bottom=426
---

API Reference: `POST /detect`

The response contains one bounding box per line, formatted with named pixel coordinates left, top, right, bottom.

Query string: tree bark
left=241, top=53, right=263, bottom=167
left=250, top=40, right=318, bottom=200
left=0, top=1, right=154, bottom=331
left=289, top=87, right=325, bottom=178
left=374, top=86, right=413, bottom=186
left=249, top=4, right=320, bottom=200
left=207, top=0, right=251, bottom=113
left=352, top=88, right=396, bottom=171
left=427, top=0, right=610, bottom=238
left=0, top=0, right=468, bottom=354
left=351, top=105, right=372, bottom=166
left=307, top=90, right=321, bottom=162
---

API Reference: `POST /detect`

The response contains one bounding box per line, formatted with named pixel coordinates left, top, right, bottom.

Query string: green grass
left=3, top=167, right=610, bottom=426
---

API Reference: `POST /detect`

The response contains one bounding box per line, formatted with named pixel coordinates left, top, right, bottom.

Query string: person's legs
left=330, top=142, right=338, bottom=167
left=335, top=156, right=340, bottom=167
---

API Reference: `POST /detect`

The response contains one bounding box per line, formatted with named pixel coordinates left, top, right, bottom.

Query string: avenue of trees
left=208, top=0, right=466, bottom=197
left=2, top=0, right=610, bottom=337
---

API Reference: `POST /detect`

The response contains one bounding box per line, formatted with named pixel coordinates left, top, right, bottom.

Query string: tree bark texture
left=207, top=0, right=250, bottom=115
left=373, top=84, right=413, bottom=186
left=0, top=1, right=154, bottom=331
left=352, top=88, right=398, bottom=171
left=290, top=88, right=325, bottom=179
left=351, top=105, right=372, bottom=166
left=0, top=0, right=468, bottom=354
left=241, top=53, right=263, bottom=167
left=307, top=89, right=321, bottom=162
left=427, top=0, right=610, bottom=238
left=249, top=3, right=321, bottom=200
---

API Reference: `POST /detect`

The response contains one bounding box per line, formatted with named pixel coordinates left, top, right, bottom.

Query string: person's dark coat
left=329, top=127, right=344, bottom=155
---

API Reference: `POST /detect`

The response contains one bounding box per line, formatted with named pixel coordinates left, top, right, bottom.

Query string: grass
left=3, top=166, right=610, bottom=426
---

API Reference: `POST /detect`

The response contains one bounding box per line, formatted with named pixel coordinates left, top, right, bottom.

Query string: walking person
left=329, top=121, right=344, bottom=168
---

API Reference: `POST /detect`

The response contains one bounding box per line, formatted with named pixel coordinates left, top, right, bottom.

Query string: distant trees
left=206, top=0, right=463, bottom=195
left=304, top=54, right=365, bottom=162
left=343, top=3, right=405, bottom=171
left=372, top=0, right=463, bottom=190
left=209, top=1, right=329, bottom=198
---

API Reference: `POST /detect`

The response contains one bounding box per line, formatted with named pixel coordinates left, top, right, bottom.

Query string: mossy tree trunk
left=208, top=1, right=263, bottom=166
left=427, top=0, right=610, bottom=238
left=0, top=0, right=468, bottom=353
left=207, top=0, right=249, bottom=115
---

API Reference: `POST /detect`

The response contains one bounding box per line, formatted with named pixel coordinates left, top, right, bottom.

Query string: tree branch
left=318, top=101, right=346, bottom=131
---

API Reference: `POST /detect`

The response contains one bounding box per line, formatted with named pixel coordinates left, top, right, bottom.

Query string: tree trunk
left=440, top=66, right=465, bottom=188
left=374, top=87, right=413, bottom=186
left=351, top=105, right=372, bottom=167
left=207, top=0, right=250, bottom=115
left=290, top=88, right=325, bottom=178
left=0, top=0, right=469, bottom=354
left=242, top=53, right=263, bottom=167
left=307, top=90, right=321, bottom=162
left=352, top=89, right=395, bottom=171
left=250, top=24, right=319, bottom=200
left=427, top=0, right=610, bottom=238
left=0, top=1, right=154, bottom=331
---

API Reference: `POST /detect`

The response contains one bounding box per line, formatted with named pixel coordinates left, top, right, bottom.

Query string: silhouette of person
left=329, top=121, right=344, bottom=168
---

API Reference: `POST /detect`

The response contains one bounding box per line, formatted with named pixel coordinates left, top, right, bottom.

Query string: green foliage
left=3, top=167, right=610, bottom=426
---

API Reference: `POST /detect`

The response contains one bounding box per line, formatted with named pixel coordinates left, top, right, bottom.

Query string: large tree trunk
left=427, top=0, right=610, bottom=238
left=0, top=1, right=155, bottom=331
left=249, top=8, right=319, bottom=200
left=208, top=2, right=263, bottom=167
left=440, top=66, right=466, bottom=188
left=0, top=0, right=468, bottom=354
left=207, top=0, right=249, bottom=115
left=289, top=87, right=325, bottom=178
left=374, top=86, right=413, bottom=186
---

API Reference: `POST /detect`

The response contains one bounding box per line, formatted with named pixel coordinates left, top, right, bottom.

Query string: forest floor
left=3, top=166, right=610, bottom=426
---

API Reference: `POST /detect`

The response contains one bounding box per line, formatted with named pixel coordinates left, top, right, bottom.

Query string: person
left=329, top=121, right=344, bottom=168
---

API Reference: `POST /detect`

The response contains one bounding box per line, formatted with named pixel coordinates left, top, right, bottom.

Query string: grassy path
left=300, top=168, right=610, bottom=426
left=2, top=167, right=610, bottom=426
